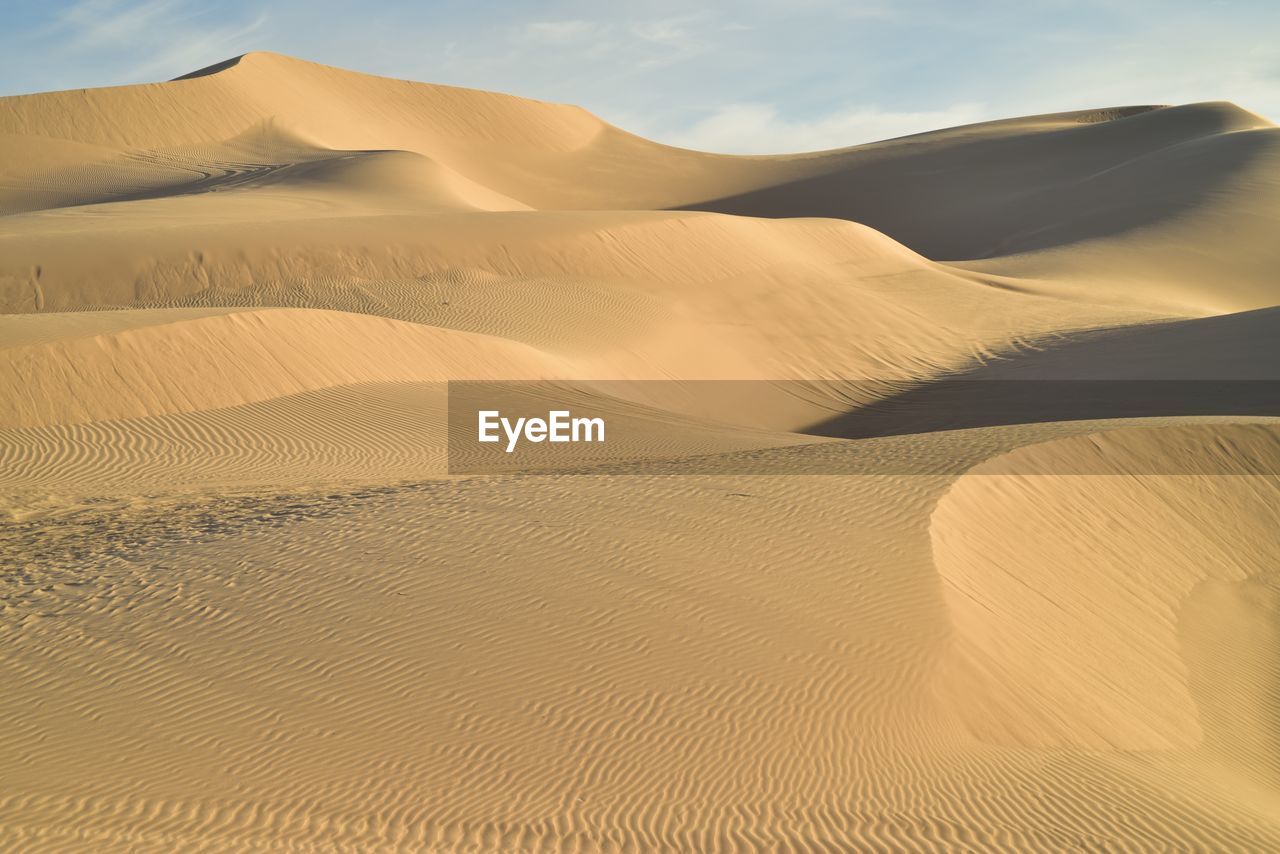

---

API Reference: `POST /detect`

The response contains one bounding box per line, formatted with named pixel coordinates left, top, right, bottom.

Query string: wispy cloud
left=16, top=0, right=267, bottom=89
left=627, top=15, right=709, bottom=67
left=517, top=20, right=605, bottom=45
left=124, top=12, right=268, bottom=81
left=630, top=15, right=703, bottom=50
left=665, top=102, right=989, bottom=153
left=53, top=0, right=180, bottom=48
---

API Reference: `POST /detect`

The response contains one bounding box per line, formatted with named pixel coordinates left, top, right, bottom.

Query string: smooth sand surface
left=3, top=52, right=1280, bottom=851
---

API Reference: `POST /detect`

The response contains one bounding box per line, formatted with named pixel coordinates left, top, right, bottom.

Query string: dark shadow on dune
left=172, top=55, right=247, bottom=81
left=806, top=307, right=1280, bottom=439
left=670, top=103, right=1275, bottom=261
left=806, top=379, right=1280, bottom=440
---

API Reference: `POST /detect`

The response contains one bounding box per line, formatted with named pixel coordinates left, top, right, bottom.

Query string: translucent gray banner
left=446, top=380, right=1280, bottom=475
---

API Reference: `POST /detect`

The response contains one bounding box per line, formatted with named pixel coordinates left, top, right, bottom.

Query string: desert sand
left=3, top=52, right=1280, bottom=851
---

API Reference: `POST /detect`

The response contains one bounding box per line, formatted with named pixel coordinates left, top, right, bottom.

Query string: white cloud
left=29, top=0, right=268, bottom=86
left=54, top=0, right=179, bottom=48
left=663, top=102, right=990, bottom=154
left=627, top=14, right=711, bottom=67
left=518, top=20, right=604, bottom=44
left=124, top=12, right=268, bottom=80
left=630, top=15, right=700, bottom=49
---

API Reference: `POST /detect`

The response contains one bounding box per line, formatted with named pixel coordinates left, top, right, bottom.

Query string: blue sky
left=2, top=0, right=1277, bottom=152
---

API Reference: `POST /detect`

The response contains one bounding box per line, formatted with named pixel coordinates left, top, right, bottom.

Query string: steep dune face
left=677, top=101, right=1280, bottom=314
left=932, top=425, right=1280, bottom=768
left=680, top=103, right=1271, bottom=250
left=3, top=53, right=1280, bottom=851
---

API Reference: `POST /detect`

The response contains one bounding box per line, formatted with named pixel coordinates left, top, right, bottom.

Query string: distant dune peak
left=170, top=53, right=251, bottom=80
left=170, top=50, right=328, bottom=81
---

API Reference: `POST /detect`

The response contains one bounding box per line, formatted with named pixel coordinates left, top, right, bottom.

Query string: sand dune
left=4, top=52, right=1276, bottom=316
left=3, top=52, right=1279, bottom=851
left=934, top=427, right=1280, bottom=756
left=0, top=308, right=576, bottom=428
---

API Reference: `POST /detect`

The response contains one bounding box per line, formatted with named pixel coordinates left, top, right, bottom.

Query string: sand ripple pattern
left=6, top=430, right=1280, bottom=850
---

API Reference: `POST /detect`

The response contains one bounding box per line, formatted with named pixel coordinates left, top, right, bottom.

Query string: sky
left=1, top=0, right=1277, bottom=153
